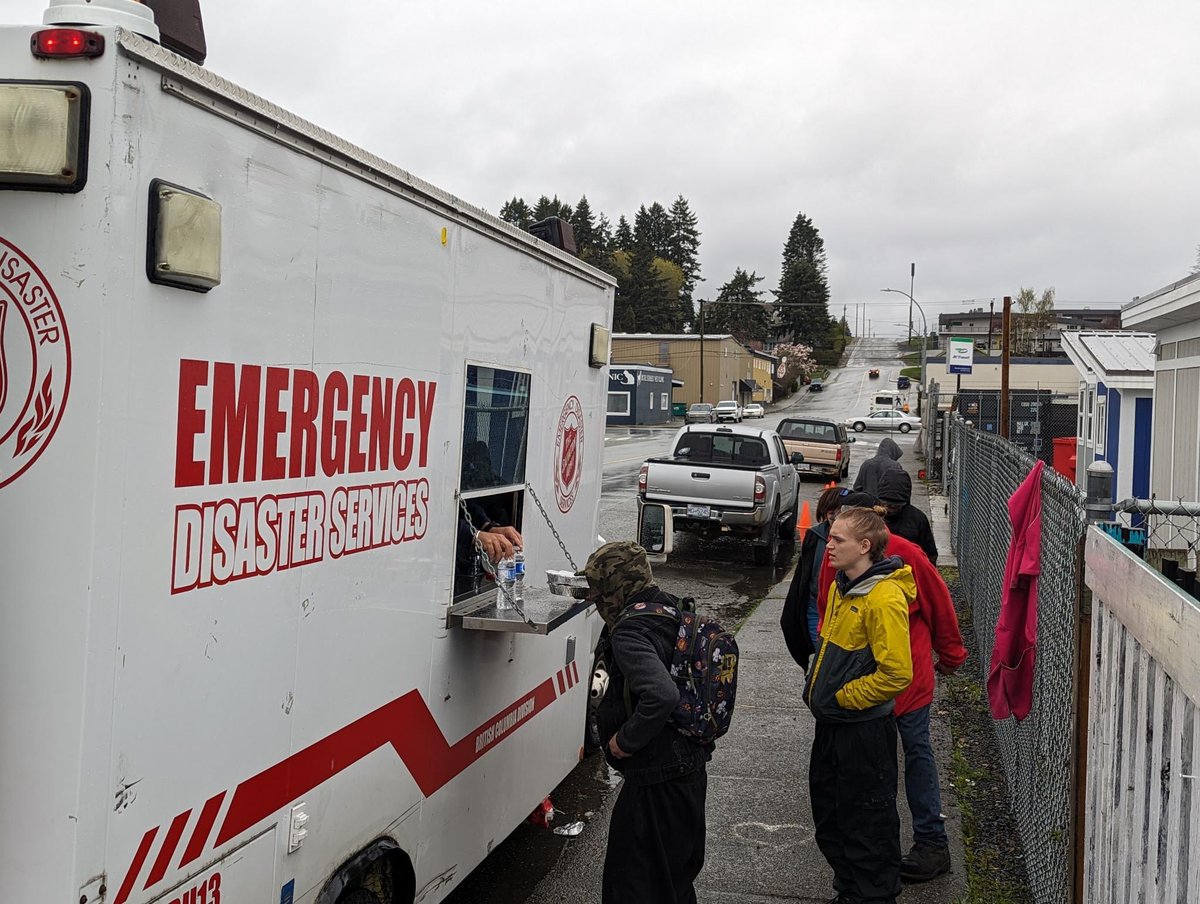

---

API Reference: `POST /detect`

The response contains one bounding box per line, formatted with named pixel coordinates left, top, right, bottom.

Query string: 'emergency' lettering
left=174, top=359, right=437, bottom=488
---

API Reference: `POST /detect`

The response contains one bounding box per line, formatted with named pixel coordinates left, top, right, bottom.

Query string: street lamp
left=881, top=287, right=928, bottom=405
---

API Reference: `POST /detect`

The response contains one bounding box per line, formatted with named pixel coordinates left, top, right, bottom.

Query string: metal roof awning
left=739, top=379, right=760, bottom=391
left=672, top=379, right=685, bottom=388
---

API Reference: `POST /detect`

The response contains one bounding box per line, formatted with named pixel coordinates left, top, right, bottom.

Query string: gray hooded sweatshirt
left=853, top=436, right=904, bottom=498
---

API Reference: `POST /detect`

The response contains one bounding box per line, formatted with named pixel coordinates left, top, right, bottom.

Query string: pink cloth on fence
left=987, top=460, right=1044, bottom=721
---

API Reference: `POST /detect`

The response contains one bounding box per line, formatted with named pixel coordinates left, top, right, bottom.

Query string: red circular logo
left=0, top=237, right=71, bottom=489
left=553, top=395, right=584, bottom=513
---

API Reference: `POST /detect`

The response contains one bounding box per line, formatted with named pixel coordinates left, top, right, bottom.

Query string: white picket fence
left=1083, top=528, right=1200, bottom=902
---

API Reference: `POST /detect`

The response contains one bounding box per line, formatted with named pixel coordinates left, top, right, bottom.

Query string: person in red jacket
left=818, top=524, right=967, bottom=883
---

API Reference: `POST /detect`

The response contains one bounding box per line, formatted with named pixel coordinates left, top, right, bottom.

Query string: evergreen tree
left=668, top=195, right=702, bottom=328
left=644, top=202, right=673, bottom=259
left=782, top=211, right=828, bottom=276
left=614, top=215, right=634, bottom=251
left=702, top=269, right=769, bottom=344
left=774, top=259, right=831, bottom=348
left=532, top=194, right=573, bottom=222
left=499, top=197, right=533, bottom=230
left=571, top=195, right=597, bottom=257
left=594, top=213, right=613, bottom=257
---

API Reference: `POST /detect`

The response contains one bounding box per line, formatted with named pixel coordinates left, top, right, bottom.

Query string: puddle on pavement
left=443, top=754, right=620, bottom=904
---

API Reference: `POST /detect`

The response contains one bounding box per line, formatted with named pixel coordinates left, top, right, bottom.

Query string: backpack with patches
left=618, top=595, right=739, bottom=744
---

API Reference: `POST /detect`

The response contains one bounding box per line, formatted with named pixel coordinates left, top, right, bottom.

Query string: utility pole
left=1000, top=295, right=1012, bottom=438
left=698, top=300, right=705, bottom=405
left=908, top=262, right=915, bottom=345
left=986, top=299, right=995, bottom=355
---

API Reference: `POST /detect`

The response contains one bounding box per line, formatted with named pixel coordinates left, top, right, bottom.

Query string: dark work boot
left=900, top=840, right=951, bottom=882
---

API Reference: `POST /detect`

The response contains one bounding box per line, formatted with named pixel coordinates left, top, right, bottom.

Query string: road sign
left=949, top=337, right=974, bottom=374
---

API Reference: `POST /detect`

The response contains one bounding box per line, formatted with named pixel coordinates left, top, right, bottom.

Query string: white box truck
left=0, top=3, right=615, bottom=902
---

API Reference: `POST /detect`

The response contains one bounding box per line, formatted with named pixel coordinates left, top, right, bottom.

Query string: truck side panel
left=1, top=26, right=611, bottom=904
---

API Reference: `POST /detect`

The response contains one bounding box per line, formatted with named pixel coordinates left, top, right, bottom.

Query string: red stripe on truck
left=144, top=808, right=192, bottom=888
left=112, top=827, right=157, bottom=904
left=121, top=675, right=565, bottom=895
left=214, top=677, right=558, bottom=846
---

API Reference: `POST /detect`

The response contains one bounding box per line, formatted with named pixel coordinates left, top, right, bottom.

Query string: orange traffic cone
left=797, top=500, right=813, bottom=542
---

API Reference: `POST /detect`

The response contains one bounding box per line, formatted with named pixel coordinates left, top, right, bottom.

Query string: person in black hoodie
left=876, top=468, right=938, bottom=565
left=853, top=436, right=904, bottom=498
left=580, top=541, right=713, bottom=904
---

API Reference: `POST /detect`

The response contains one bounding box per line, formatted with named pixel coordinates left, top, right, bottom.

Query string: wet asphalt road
left=444, top=338, right=915, bottom=904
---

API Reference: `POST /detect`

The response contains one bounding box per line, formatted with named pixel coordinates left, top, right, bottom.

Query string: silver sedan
left=845, top=410, right=922, bottom=433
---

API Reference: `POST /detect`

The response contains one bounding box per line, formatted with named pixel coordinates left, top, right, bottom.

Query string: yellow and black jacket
left=804, top=556, right=915, bottom=723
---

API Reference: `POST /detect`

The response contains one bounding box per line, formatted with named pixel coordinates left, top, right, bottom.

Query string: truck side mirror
left=848, top=437, right=856, bottom=443
left=637, top=502, right=673, bottom=564
left=790, top=451, right=805, bottom=465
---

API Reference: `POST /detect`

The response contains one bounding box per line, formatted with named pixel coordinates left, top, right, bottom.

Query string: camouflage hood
left=578, top=541, right=657, bottom=627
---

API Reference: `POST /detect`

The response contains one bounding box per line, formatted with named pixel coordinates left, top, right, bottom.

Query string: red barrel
left=1052, top=436, right=1077, bottom=481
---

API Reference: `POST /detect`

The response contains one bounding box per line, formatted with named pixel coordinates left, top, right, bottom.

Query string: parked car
left=868, top=368, right=880, bottom=378
left=685, top=402, right=716, bottom=424
left=638, top=424, right=803, bottom=565
left=809, top=379, right=824, bottom=392
left=743, top=402, right=765, bottom=419
left=714, top=400, right=743, bottom=422
left=897, top=375, right=911, bottom=389
left=777, top=417, right=854, bottom=479
left=845, top=410, right=922, bottom=433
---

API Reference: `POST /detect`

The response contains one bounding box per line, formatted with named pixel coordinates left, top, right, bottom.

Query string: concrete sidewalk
left=698, top=578, right=967, bottom=903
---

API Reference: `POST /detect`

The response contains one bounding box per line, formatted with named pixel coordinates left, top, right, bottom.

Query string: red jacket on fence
left=986, top=460, right=1044, bottom=722
left=819, top=533, right=967, bottom=716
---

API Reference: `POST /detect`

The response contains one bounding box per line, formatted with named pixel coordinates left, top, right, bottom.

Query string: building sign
left=949, top=337, right=974, bottom=374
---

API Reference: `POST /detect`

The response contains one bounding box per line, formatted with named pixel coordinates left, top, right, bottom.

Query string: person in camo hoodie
left=580, top=541, right=712, bottom=904
left=806, top=506, right=914, bottom=904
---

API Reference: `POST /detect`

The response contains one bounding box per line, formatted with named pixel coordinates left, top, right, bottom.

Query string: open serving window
left=449, top=365, right=590, bottom=634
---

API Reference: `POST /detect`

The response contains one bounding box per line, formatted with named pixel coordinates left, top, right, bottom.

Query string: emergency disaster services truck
left=0, top=3, right=616, bottom=902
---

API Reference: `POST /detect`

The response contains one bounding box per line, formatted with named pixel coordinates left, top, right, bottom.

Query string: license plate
left=796, top=463, right=811, bottom=471
left=687, top=504, right=711, bottom=518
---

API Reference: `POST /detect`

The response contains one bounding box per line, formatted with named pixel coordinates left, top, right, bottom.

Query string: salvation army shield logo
left=0, top=237, right=71, bottom=490
left=553, top=395, right=584, bottom=513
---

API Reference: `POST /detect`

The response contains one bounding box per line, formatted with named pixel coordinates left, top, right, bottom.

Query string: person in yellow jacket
left=804, top=506, right=914, bottom=904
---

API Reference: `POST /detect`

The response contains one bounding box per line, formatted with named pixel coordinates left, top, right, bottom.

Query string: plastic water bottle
left=512, top=548, right=526, bottom=604
left=495, top=556, right=516, bottom=610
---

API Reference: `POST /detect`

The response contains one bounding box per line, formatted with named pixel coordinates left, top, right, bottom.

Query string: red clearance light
left=32, top=28, right=105, bottom=59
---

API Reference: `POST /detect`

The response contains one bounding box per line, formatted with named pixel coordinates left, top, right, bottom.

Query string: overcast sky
left=8, top=1, right=1200, bottom=335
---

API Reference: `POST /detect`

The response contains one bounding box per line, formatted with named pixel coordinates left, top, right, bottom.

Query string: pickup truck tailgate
left=643, top=460, right=757, bottom=508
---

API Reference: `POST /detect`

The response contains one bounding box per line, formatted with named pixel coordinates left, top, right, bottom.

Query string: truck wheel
left=753, top=506, right=781, bottom=566
left=841, top=460, right=850, bottom=479
left=781, top=505, right=798, bottom=548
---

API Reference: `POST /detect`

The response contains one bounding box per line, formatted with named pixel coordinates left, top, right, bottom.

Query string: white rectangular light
left=0, top=83, right=87, bottom=191
left=590, top=323, right=610, bottom=368
left=149, top=181, right=222, bottom=292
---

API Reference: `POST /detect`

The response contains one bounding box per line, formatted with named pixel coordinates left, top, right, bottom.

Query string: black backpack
left=617, top=595, right=739, bottom=743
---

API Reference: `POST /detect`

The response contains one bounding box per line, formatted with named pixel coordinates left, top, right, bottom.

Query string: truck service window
left=456, top=366, right=531, bottom=599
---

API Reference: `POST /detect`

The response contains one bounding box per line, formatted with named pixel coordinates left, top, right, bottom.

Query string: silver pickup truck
left=638, top=424, right=803, bottom=565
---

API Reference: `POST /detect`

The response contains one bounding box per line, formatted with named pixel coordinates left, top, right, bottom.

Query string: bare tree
left=1014, top=286, right=1056, bottom=355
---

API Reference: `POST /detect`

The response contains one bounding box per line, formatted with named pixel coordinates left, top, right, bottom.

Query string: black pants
left=602, top=766, right=707, bottom=904
left=809, top=716, right=901, bottom=903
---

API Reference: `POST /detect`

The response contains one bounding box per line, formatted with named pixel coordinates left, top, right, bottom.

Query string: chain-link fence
left=1105, top=498, right=1200, bottom=597
left=946, top=416, right=1086, bottom=904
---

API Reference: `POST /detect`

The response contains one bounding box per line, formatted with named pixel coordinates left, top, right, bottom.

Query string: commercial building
left=605, top=364, right=674, bottom=426
left=1061, top=330, right=1156, bottom=503
left=1123, top=272, right=1200, bottom=500
left=611, top=334, right=775, bottom=407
